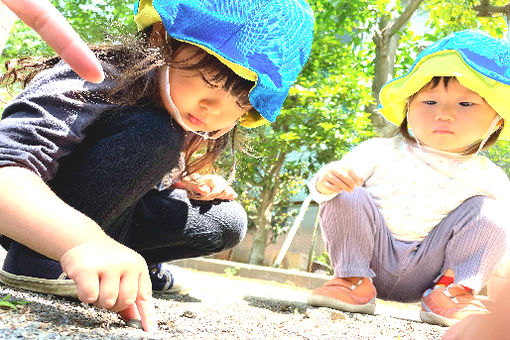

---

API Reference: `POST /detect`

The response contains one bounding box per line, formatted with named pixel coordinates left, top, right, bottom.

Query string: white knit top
left=308, top=136, right=510, bottom=241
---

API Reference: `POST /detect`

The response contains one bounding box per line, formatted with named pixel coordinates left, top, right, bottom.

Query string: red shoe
left=307, top=277, right=376, bottom=314
left=420, top=284, right=489, bottom=326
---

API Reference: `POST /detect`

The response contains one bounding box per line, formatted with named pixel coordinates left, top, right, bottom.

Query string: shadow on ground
left=153, top=292, right=201, bottom=303
left=243, top=295, right=308, bottom=314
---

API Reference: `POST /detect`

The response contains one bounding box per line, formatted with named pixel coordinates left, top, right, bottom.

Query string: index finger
left=136, top=272, right=158, bottom=332
left=2, top=0, right=104, bottom=83
left=202, top=175, right=228, bottom=197
left=346, top=169, right=363, bottom=185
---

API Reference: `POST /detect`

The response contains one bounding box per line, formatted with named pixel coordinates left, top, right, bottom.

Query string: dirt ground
left=0, top=266, right=448, bottom=340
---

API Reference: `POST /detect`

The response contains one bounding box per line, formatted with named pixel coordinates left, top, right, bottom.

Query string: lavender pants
left=320, top=188, right=509, bottom=302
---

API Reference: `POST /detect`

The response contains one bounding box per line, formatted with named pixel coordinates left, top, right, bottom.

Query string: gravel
left=0, top=266, right=448, bottom=339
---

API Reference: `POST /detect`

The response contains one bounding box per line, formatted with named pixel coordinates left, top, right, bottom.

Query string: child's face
left=408, top=78, right=500, bottom=153
left=159, top=45, right=252, bottom=133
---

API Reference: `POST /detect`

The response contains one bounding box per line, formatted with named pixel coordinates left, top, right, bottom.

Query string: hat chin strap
left=159, top=66, right=236, bottom=140
left=473, top=115, right=502, bottom=156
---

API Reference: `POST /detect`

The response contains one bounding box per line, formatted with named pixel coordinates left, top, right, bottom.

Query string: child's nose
left=199, top=99, right=222, bottom=116
left=434, top=105, right=455, bottom=121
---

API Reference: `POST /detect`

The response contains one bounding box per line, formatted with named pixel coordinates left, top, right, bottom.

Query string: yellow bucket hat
left=379, top=30, right=510, bottom=140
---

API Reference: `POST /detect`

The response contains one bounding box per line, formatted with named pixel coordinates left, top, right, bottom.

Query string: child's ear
left=496, top=117, right=503, bottom=129
left=149, top=21, right=167, bottom=47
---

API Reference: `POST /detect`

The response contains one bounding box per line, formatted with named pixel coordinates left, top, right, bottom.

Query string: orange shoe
left=307, top=277, right=376, bottom=314
left=420, top=284, right=489, bottom=326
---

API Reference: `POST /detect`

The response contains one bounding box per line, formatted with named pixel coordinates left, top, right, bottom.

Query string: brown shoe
left=420, top=284, right=489, bottom=326
left=307, top=277, right=376, bottom=314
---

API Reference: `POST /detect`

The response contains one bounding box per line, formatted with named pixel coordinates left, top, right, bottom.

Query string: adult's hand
left=2, top=0, right=104, bottom=83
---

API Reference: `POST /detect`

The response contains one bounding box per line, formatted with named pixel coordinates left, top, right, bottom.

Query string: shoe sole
left=0, top=269, right=78, bottom=298
left=154, top=286, right=191, bottom=294
left=419, top=310, right=457, bottom=327
left=307, top=294, right=376, bottom=314
left=0, top=269, right=191, bottom=296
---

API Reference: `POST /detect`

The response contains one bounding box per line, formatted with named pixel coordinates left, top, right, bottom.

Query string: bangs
left=426, top=76, right=454, bottom=89
left=171, top=43, right=253, bottom=108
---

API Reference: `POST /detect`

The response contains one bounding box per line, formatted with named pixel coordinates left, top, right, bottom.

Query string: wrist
left=56, top=229, right=113, bottom=262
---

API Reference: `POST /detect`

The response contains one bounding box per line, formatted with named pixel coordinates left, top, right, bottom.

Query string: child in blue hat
left=0, top=0, right=313, bottom=331
left=307, top=30, right=510, bottom=327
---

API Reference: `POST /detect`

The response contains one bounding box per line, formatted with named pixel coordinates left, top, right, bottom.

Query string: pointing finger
left=2, top=0, right=104, bottom=83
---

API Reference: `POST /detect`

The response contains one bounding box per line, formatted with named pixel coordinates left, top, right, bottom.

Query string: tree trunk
left=248, top=197, right=273, bottom=265
left=248, top=152, right=286, bottom=265
left=0, top=3, right=16, bottom=53
left=368, top=0, right=424, bottom=136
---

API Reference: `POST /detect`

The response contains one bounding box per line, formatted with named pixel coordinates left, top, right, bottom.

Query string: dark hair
left=1, top=24, right=254, bottom=180
left=399, top=76, right=503, bottom=155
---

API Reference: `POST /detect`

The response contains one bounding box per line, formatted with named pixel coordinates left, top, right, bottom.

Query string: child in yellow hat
left=0, top=0, right=314, bottom=331
left=307, top=30, right=510, bottom=327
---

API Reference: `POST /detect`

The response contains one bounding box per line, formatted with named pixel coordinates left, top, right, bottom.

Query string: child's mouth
left=433, top=130, right=453, bottom=134
left=187, top=113, right=205, bottom=126
left=433, top=127, right=453, bottom=134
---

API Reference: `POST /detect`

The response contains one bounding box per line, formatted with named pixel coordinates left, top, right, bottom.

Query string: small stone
left=125, top=319, right=143, bottom=329
left=181, top=310, right=197, bottom=318
left=330, top=312, right=346, bottom=321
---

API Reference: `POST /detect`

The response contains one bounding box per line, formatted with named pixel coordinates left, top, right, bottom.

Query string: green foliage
left=224, top=266, right=241, bottom=277
left=52, top=0, right=136, bottom=41
left=424, top=0, right=508, bottom=38
left=0, top=295, right=30, bottom=310
left=1, top=20, right=52, bottom=59
left=312, top=251, right=333, bottom=275
left=484, top=141, right=510, bottom=178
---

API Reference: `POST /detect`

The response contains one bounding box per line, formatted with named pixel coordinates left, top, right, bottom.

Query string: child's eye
left=423, top=100, right=436, bottom=105
left=459, top=102, right=473, bottom=107
left=200, top=74, right=219, bottom=88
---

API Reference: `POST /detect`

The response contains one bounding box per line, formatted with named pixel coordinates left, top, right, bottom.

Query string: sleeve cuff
left=307, top=172, right=338, bottom=204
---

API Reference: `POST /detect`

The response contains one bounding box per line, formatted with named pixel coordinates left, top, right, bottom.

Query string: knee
left=320, top=187, right=371, bottom=219
left=205, top=200, right=247, bottom=252
left=478, top=198, right=510, bottom=239
left=460, top=197, right=510, bottom=253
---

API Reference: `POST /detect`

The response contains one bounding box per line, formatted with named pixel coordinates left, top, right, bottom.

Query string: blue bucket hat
left=379, top=30, right=510, bottom=140
left=133, top=0, right=315, bottom=128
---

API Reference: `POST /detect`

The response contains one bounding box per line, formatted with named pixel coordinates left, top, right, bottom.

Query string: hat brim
left=379, top=51, right=510, bottom=140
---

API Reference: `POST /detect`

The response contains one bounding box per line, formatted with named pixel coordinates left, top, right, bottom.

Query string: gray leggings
left=320, top=188, right=509, bottom=302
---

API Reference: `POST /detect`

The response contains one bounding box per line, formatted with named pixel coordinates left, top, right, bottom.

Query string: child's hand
left=173, top=173, right=238, bottom=201
left=316, top=167, right=363, bottom=195
left=60, top=239, right=157, bottom=332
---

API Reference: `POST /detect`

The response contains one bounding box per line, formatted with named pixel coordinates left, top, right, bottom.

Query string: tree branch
left=269, top=152, right=287, bottom=201
left=385, top=0, right=425, bottom=37
left=473, top=2, right=510, bottom=17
